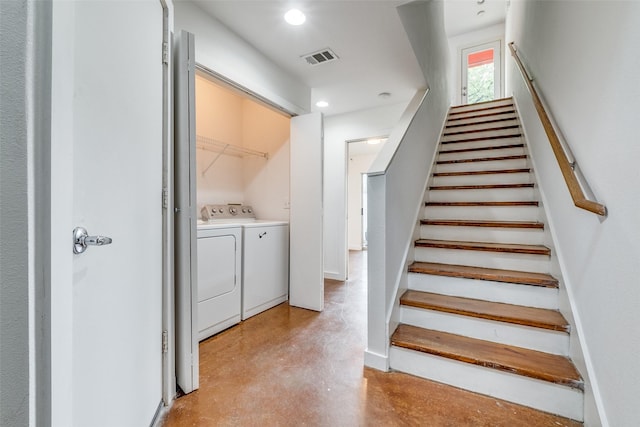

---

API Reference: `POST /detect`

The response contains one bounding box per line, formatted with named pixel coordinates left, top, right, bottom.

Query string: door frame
left=459, top=39, right=503, bottom=105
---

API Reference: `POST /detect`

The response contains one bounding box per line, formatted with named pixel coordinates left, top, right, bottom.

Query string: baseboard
left=324, top=271, right=345, bottom=281
left=364, top=349, right=389, bottom=372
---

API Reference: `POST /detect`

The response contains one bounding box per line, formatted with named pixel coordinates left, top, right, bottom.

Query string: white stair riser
left=442, top=129, right=522, bottom=143
left=389, top=347, right=584, bottom=421
left=408, top=273, right=559, bottom=309
left=428, top=188, right=535, bottom=202
left=439, top=136, right=523, bottom=151
left=449, top=100, right=514, bottom=114
left=414, top=247, right=550, bottom=273
left=435, top=158, right=528, bottom=173
left=445, top=112, right=517, bottom=127
left=443, top=119, right=519, bottom=134
left=424, top=205, right=541, bottom=221
left=400, top=307, right=569, bottom=355
left=432, top=172, right=532, bottom=186
left=439, top=147, right=525, bottom=161
left=420, top=225, right=546, bottom=245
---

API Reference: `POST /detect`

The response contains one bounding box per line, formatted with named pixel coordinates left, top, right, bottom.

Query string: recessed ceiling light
left=316, top=100, right=329, bottom=108
left=284, top=9, right=306, bottom=26
left=477, top=0, right=485, bottom=4
left=378, top=92, right=391, bottom=99
left=477, top=10, right=486, bottom=16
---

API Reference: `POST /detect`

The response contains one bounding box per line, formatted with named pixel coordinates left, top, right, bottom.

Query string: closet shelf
left=196, top=135, right=268, bottom=176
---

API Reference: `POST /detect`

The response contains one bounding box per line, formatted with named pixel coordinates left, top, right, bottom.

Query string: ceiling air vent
left=302, top=48, right=339, bottom=66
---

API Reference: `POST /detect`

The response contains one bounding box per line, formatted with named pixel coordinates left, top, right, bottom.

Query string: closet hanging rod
left=196, top=135, right=268, bottom=159
left=196, top=135, right=268, bottom=177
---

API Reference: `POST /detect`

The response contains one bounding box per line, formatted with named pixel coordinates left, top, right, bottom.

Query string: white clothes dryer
left=196, top=222, right=242, bottom=341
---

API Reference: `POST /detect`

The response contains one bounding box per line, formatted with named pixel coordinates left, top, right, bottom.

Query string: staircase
left=389, top=98, right=584, bottom=421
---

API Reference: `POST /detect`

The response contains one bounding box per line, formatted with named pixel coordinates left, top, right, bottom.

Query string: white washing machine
left=196, top=222, right=242, bottom=341
left=242, top=221, right=289, bottom=320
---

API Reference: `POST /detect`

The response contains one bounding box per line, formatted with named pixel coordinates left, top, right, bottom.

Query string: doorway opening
left=461, top=40, right=502, bottom=104
left=346, top=137, right=387, bottom=254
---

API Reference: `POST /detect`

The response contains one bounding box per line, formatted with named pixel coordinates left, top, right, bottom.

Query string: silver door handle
left=259, top=232, right=267, bottom=239
left=73, top=226, right=113, bottom=254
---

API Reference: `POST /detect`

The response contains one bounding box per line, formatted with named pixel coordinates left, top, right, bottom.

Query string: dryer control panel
left=201, top=204, right=256, bottom=221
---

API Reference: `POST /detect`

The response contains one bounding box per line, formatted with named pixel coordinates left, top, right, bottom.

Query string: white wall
left=506, top=2, right=640, bottom=426
left=0, top=3, right=31, bottom=425
left=174, top=1, right=310, bottom=116
left=242, top=100, right=291, bottom=221
left=347, top=151, right=378, bottom=250
left=195, top=75, right=245, bottom=206
left=365, top=0, right=451, bottom=370
left=447, top=23, right=505, bottom=106
left=195, top=75, right=291, bottom=220
left=323, top=103, right=408, bottom=280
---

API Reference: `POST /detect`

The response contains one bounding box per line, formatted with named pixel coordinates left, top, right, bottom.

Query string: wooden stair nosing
left=449, top=103, right=515, bottom=116
left=415, top=238, right=551, bottom=256
left=441, top=133, right=522, bottom=144
left=400, top=290, right=567, bottom=331
left=429, top=183, right=534, bottom=191
left=439, top=143, right=524, bottom=155
left=408, top=261, right=558, bottom=288
left=447, top=109, right=516, bottom=122
left=433, top=168, right=531, bottom=177
left=391, top=324, right=583, bottom=390
left=420, top=219, right=544, bottom=229
left=443, top=124, right=520, bottom=137
left=445, top=116, right=518, bottom=129
left=426, top=201, right=539, bottom=207
left=437, top=154, right=527, bottom=165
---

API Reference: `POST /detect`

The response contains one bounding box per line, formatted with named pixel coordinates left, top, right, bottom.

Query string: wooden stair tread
left=426, top=201, right=538, bottom=207
left=442, top=133, right=522, bottom=144
left=408, top=262, right=558, bottom=287
left=445, top=116, right=517, bottom=129
left=449, top=103, right=514, bottom=116
left=400, top=290, right=567, bottom=331
left=415, top=239, right=551, bottom=256
left=447, top=109, right=516, bottom=122
left=439, top=143, right=524, bottom=155
left=443, top=124, right=520, bottom=136
left=391, top=324, right=582, bottom=390
left=433, top=168, right=530, bottom=177
left=420, top=219, right=544, bottom=229
left=437, top=154, right=527, bottom=165
left=430, top=183, right=534, bottom=191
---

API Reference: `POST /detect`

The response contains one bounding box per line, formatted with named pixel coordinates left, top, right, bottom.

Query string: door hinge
left=162, top=188, right=168, bottom=209
left=162, top=330, right=168, bottom=353
left=162, top=42, right=169, bottom=65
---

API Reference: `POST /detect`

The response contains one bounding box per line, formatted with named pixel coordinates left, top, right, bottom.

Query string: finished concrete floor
left=163, top=251, right=581, bottom=426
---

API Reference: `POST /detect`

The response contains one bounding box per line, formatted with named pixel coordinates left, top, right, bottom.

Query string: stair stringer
left=513, top=96, right=602, bottom=425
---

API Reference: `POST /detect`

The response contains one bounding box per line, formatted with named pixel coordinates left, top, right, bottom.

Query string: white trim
left=364, top=349, right=389, bottom=372
left=323, top=271, right=345, bottom=281
left=461, top=39, right=503, bottom=105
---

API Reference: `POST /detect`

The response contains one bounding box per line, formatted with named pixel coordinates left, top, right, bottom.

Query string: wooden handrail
left=508, top=42, right=607, bottom=217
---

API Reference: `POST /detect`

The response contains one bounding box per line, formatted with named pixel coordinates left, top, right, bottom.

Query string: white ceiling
left=191, top=0, right=506, bottom=116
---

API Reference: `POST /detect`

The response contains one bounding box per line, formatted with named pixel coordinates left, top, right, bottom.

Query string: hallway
left=163, top=251, right=580, bottom=426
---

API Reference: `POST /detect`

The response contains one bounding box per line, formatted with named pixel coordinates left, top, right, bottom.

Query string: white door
left=461, top=40, right=502, bottom=104
left=290, top=113, right=324, bottom=311
left=174, top=30, right=200, bottom=394
left=52, top=1, right=165, bottom=425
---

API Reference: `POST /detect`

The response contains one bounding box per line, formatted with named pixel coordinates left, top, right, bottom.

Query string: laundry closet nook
left=194, top=70, right=291, bottom=341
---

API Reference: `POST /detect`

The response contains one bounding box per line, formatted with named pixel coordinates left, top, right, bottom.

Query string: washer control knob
left=229, top=207, right=237, bottom=215
left=242, top=208, right=247, bottom=213
left=247, top=208, right=253, bottom=214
